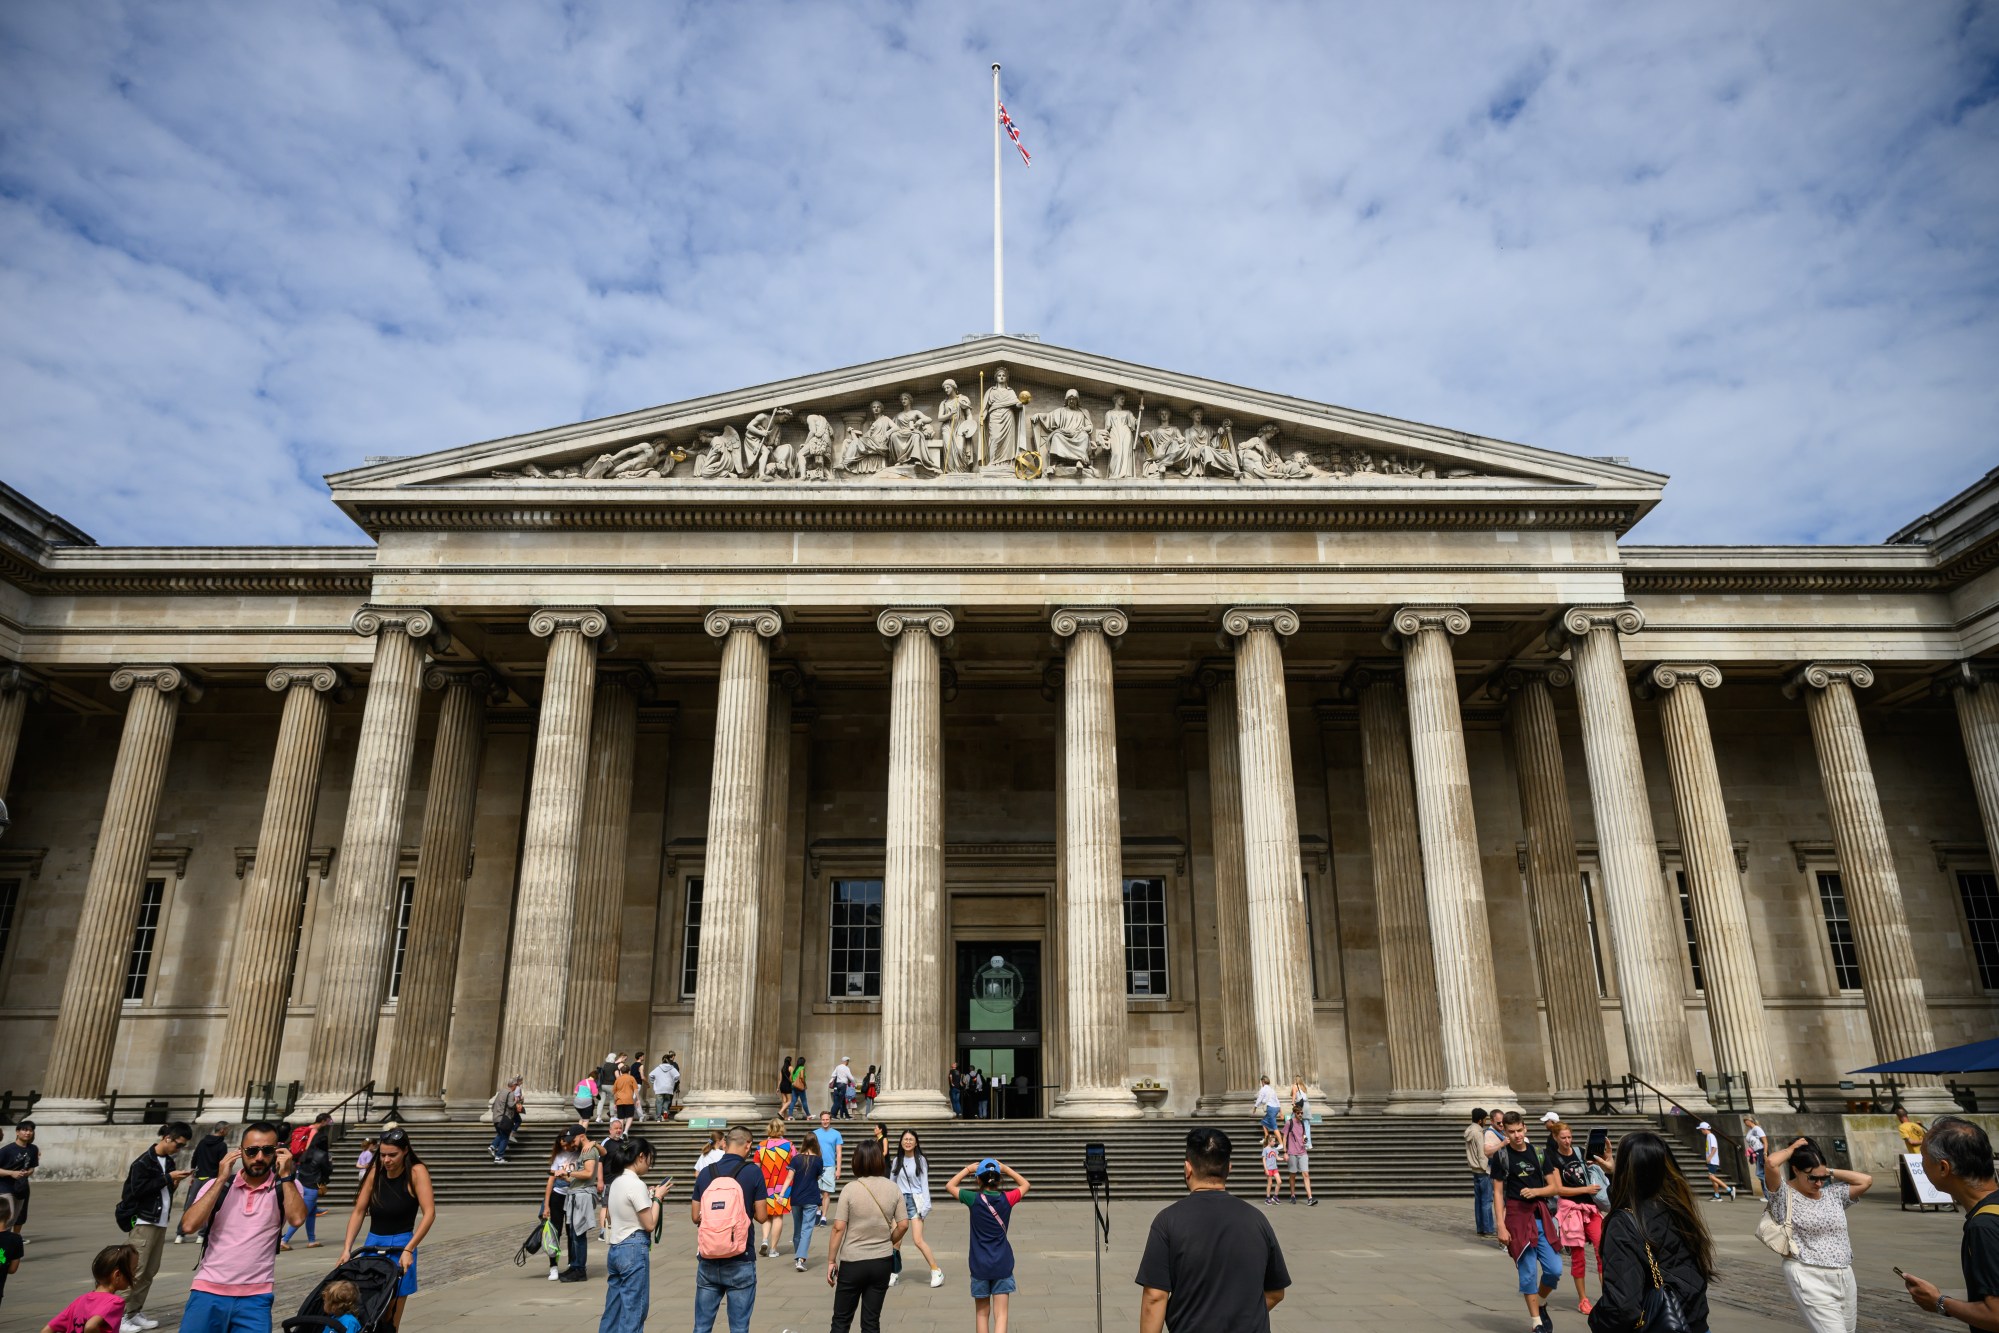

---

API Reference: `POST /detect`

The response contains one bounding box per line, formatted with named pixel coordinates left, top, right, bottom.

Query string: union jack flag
left=998, top=101, right=1031, bottom=167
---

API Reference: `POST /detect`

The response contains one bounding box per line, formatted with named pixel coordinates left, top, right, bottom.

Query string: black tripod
left=1085, top=1142, right=1110, bottom=1333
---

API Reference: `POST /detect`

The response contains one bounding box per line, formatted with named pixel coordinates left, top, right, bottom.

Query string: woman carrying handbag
left=1760, top=1136, right=1872, bottom=1332
left=1589, top=1132, right=1715, bottom=1333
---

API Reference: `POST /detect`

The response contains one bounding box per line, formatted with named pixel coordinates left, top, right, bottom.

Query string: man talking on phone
left=1900, top=1116, right=1999, bottom=1329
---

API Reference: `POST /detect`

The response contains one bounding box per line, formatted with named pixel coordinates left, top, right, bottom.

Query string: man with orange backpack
left=687, top=1125, right=769, bottom=1333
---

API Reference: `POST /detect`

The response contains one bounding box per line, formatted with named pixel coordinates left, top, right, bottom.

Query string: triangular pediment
left=328, top=338, right=1665, bottom=501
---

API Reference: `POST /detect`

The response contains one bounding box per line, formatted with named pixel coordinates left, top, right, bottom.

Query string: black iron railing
left=1948, top=1081, right=1999, bottom=1114
left=0, top=1090, right=38, bottom=1123
left=102, top=1089, right=212, bottom=1125
left=240, top=1080, right=302, bottom=1122
left=1695, top=1070, right=1755, bottom=1112
left=1780, top=1078, right=1903, bottom=1114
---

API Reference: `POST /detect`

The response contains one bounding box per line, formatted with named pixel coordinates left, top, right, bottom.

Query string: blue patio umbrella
left=1850, top=1037, right=1999, bottom=1075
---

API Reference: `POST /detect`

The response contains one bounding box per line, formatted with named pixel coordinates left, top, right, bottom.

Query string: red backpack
left=288, top=1125, right=315, bottom=1158
left=696, top=1168, right=751, bottom=1260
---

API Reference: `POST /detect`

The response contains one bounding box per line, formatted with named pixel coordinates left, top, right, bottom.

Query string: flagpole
left=992, top=61, right=1004, bottom=336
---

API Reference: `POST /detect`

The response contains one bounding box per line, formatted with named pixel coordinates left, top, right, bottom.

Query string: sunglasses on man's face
left=241, top=1145, right=277, bottom=1158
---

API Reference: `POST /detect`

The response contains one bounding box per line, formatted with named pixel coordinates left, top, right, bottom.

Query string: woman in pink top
left=42, top=1243, right=135, bottom=1333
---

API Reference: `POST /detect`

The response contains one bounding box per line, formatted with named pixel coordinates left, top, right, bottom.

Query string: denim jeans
left=786, top=1089, right=809, bottom=1116
left=1514, top=1218, right=1564, bottom=1294
left=1472, top=1173, right=1494, bottom=1235
left=950, top=1089, right=962, bottom=1116
left=692, top=1256, right=757, bottom=1333
left=283, top=1185, right=320, bottom=1244
left=491, top=1124, right=513, bottom=1159
left=598, top=1234, right=649, bottom=1333
left=792, top=1202, right=822, bottom=1260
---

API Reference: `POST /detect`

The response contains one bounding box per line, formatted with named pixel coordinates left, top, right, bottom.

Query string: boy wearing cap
left=945, top=1157, right=1032, bottom=1329
left=1699, top=1121, right=1736, bottom=1200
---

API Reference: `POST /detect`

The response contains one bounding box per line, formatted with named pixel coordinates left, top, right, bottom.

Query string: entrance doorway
left=955, top=940, right=1042, bottom=1118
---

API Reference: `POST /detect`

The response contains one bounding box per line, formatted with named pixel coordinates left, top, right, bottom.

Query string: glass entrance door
left=955, top=940, right=1042, bottom=1118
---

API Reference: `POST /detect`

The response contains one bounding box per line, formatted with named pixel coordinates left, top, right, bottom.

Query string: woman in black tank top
left=339, top=1128, right=436, bottom=1324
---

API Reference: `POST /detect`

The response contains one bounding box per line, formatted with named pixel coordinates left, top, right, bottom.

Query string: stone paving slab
left=0, top=1180, right=1952, bottom=1330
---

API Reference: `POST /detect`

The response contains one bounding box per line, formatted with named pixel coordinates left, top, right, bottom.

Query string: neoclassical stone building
left=1, top=338, right=1995, bottom=1124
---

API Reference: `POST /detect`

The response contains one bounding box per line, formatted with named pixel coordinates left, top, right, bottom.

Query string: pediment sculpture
left=486, top=367, right=1488, bottom=484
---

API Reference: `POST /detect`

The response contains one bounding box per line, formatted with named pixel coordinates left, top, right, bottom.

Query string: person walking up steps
left=650, top=1053, right=681, bottom=1122
left=1136, top=1127, right=1290, bottom=1333
left=891, top=1129, right=945, bottom=1287
left=1490, top=1111, right=1562, bottom=1333
left=946, top=1157, right=1032, bottom=1333
left=1253, top=1077, right=1280, bottom=1137
left=786, top=1057, right=810, bottom=1118
left=1697, top=1120, right=1736, bottom=1200
left=490, top=1076, right=524, bottom=1163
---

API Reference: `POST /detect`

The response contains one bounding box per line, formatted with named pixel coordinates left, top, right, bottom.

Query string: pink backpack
left=696, top=1169, right=751, bottom=1259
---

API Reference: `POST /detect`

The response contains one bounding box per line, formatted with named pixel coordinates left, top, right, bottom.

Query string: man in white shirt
left=649, top=1056, right=680, bottom=1121
left=1253, top=1077, right=1281, bottom=1135
left=1698, top=1121, right=1736, bottom=1201
left=831, top=1057, right=856, bottom=1119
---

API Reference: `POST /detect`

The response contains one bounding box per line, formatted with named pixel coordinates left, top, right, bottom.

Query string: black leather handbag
left=1636, top=1217, right=1691, bottom=1333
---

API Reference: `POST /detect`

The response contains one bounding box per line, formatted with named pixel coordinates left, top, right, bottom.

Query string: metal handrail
left=0, top=1090, right=39, bottom=1123
left=1780, top=1077, right=1903, bottom=1114
left=102, top=1089, right=211, bottom=1125
left=1948, top=1080, right=1999, bottom=1114
left=1695, top=1070, right=1755, bottom=1113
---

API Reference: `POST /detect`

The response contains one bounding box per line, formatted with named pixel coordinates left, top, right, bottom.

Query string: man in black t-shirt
left=1490, top=1112, right=1562, bottom=1332
left=0, top=1122, right=36, bottom=1236
left=1136, top=1127, right=1290, bottom=1333
left=1903, top=1114, right=1999, bottom=1326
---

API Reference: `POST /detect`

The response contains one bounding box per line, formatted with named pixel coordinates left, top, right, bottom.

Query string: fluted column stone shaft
left=1561, top=606, right=1701, bottom=1102
left=495, top=610, right=610, bottom=1109
left=875, top=611, right=955, bottom=1121
left=1791, top=662, right=1947, bottom=1108
left=560, top=669, right=645, bottom=1082
left=1502, top=667, right=1611, bottom=1103
left=1390, top=607, right=1513, bottom=1107
left=1227, top=608, right=1321, bottom=1098
left=1954, top=669, right=1999, bottom=878
left=1051, top=608, right=1141, bottom=1118
left=216, top=667, right=342, bottom=1098
left=1646, top=664, right=1775, bottom=1098
left=1202, top=669, right=1258, bottom=1101
left=38, top=667, right=196, bottom=1118
left=1353, top=670, right=1446, bottom=1106
left=680, top=609, right=782, bottom=1120
left=387, top=667, right=497, bottom=1113
left=300, top=609, right=437, bottom=1107
left=0, top=665, right=44, bottom=799
left=748, top=667, right=800, bottom=1109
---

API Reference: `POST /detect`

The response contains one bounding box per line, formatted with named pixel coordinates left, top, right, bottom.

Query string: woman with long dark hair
left=597, top=1135, right=671, bottom=1333
left=1762, top=1136, right=1872, bottom=1332
left=1589, top=1131, right=1714, bottom=1333
left=338, top=1126, right=436, bottom=1328
left=890, top=1128, right=944, bottom=1287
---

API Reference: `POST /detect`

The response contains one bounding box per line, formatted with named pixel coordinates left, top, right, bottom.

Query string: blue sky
left=1, top=1, right=1994, bottom=546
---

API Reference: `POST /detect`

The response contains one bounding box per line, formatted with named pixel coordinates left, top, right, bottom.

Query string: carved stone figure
left=891, top=392, right=940, bottom=471
left=799, top=414, right=834, bottom=481
left=1180, top=408, right=1239, bottom=478
left=694, top=425, right=751, bottom=479
left=1032, top=389, right=1097, bottom=476
left=1101, top=393, right=1140, bottom=480
left=746, top=407, right=794, bottom=480
left=1140, top=407, right=1188, bottom=477
left=982, top=367, right=1024, bottom=465
left=937, top=379, right=977, bottom=473
left=511, top=461, right=583, bottom=478
left=1232, top=424, right=1285, bottom=479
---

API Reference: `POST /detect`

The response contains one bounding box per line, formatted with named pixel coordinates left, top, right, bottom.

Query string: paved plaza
left=0, top=1179, right=1950, bottom=1330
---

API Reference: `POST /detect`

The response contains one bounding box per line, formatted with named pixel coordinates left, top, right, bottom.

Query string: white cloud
left=0, top=0, right=1992, bottom=545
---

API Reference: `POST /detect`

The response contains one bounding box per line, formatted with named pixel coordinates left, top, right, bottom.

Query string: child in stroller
left=282, top=1250, right=402, bottom=1333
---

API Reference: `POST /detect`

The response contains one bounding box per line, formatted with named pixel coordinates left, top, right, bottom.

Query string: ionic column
left=216, top=667, right=344, bottom=1100
left=1350, top=665, right=1446, bottom=1109
left=1225, top=607, right=1322, bottom=1100
left=1788, top=662, right=1949, bottom=1110
left=679, top=608, right=782, bottom=1120
left=1050, top=607, right=1141, bottom=1118
left=1498, top=664, right=1611, bottom=1106
left=37, top=666, right=198, bottom=1120
left=0, top=664, right=46, bottom=799
left=1388, top=607, right=1513, bottom=1107
left=1951, top=664, right=1999, bottom=877
left=1643, top=663, right=1776, bottom=1100
left=560, top=666, right=648, bottom=1085
left=300, top=607, right=439, bottom=1108
left=494, top=609, right=612, bottom=1113
left=1199, top=665, right=1258, bottom=1108
left=387, top=666, right=501, bottom=1118
left=874, top=610, right=955, bottom=1121
left=1557, top=606, right=1701, bottom=1105
left=746, top=665, right=802, bottom=1112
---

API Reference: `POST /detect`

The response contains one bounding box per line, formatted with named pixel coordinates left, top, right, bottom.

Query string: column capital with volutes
left=1937, top=660, right=1999, bottom=696
left=703, top=607, right=783, bottom=640
left=1640, top=662, right=1723, bottom=697
left=111, top=664, right=202, bottom=703
left=352, top=604, right=449, bottom=650
left=1220, top=606, right=1299, bottom=639
left=1340, top=660, right=1403, bottom=697
left=530, top=606, right=614, bottom=641
left=1050, top=606, right=1128, bottom=639
left=876, top=608, right=955, bottom=639
left=1783, top=661, right=1875, bottom=699
left=265, top=665, right=348, bottom=697
left=423, top=663, right=509, bottom=703
left=0, top=663, right=46, bottom=702
left=1549, top=604, right=1645, bottom=649
left=1491, top=662, right=1574, bottom=701
left=1386, top=605, right=1471, bottom=643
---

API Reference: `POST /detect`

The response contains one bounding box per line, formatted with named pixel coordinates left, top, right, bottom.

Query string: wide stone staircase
left=322, top=1111, right=1685, bottom=1209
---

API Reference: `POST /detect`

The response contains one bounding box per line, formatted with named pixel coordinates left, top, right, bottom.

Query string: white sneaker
left=548, top=1268, right=561, bottom=1281
left=132, top=1316, right=161, bottom=1331
left=889, top=1271, right=900, bottom=1286
left=120, top=1321, right=144, bottom=1333
left=929, top=1269, right=944, bottom=1287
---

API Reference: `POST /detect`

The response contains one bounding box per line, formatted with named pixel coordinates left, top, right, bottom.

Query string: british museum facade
left=0, top=337, right=1994, bottom=1128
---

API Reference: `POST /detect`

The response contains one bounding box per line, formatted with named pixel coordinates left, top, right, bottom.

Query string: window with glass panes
left=1122, top=877, right=1168, bottom=997
left=386, top=876, right=416, bottom=1001
left=1958, top=870, right=1999, bottom=989
left=679, top=877, right=704, bottom=998
left=124, top=877, right=166, bottom=1001
left=1816, top=871, right=1862, bottom=990
left=1580, top=870, right=1608, bottom=997
left=1673, top=870, right=1704, bottom=991
left=828, top=879, right=883, bottom=998
left=0, top=877, right=19, bottom=972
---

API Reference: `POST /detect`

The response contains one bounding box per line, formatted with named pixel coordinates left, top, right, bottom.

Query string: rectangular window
left=124, top=878, right=166, bottom=1001
left=1674, top=870, right=1705, bottom=992
left=0, top=877, right=19, bottom=972
left=828, top=878, right=884, bottom=999
left=386, top=876, right=416, bottom=1001
left=1580, top=870, right=1607, bottom=998
left=1958, top=870, right=1999, bottom=989
left=678, top=877, right=704, bottom=999
left=1122, top=877, right=1169, bottom=998
left=1816, top=871, right=1862, bottom=990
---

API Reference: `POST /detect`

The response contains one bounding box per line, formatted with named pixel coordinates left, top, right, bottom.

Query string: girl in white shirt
left=599, top=1137, right=671, bottom=1333
left=890, top=1129, right=944, bottom=1287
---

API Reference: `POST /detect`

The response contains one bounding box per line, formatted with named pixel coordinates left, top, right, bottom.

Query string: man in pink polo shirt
left=176, top=1121, right=307, bottom=1333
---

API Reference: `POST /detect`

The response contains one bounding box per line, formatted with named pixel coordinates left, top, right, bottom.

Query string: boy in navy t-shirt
left=945, top=1157, right=1032, bottom=1325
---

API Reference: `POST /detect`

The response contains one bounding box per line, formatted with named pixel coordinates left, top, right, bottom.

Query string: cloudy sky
left=1, top=1, right=1993, bottom=547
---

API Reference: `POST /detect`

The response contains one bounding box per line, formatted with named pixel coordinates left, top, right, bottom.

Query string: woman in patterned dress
left=1762, top=1137, right=1874, bottom=1332
left=755, top=1117, right=794, bottom=1259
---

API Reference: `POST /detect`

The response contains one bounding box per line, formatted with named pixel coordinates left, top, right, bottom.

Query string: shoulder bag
left=1754, top=1184, right=1794, bottom=1259
left=1636, top=1211, right=1692, bottom=1333
left=860, top=1178, right=902, bottom=1275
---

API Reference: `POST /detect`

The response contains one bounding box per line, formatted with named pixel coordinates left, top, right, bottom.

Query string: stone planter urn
left=1133, top=1083, right=1169, bottom=1116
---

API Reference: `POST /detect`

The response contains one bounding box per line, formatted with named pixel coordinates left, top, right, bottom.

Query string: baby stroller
left=282, top=1247, right=404, bottom=1333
